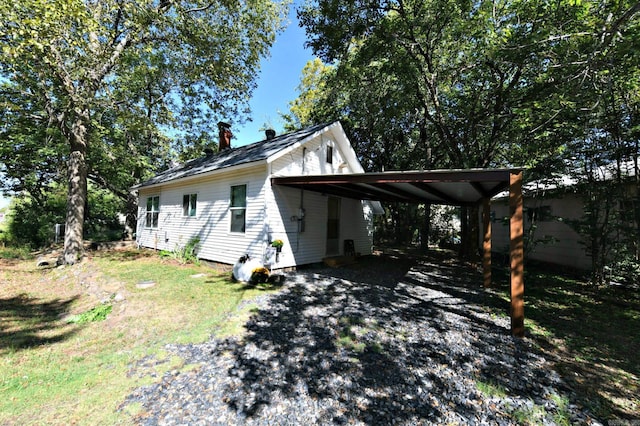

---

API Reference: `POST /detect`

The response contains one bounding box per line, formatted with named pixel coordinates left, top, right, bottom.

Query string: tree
left=295, top=0, right=640, bottom=258
left=0, top=0, right=288, bottom=264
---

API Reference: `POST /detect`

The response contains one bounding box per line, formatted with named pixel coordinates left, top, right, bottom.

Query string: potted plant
left=271, top=239, right=284, bottom=253
left=250, top=266, right=270, bottom=284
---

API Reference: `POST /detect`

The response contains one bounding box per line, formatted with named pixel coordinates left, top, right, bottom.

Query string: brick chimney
left=217, top=121, right=232, bottom=151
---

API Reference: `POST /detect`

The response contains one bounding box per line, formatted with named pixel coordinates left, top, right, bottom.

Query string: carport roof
left=271, top=168, right=523, bottom=206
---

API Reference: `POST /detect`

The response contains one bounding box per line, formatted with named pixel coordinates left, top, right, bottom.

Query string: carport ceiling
left=271, top=168, right=521, bottom=206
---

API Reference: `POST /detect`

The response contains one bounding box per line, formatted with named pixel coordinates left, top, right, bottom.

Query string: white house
left=133, top=121, right=383, bottom=269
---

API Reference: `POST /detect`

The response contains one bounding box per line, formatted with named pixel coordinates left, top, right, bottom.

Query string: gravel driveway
left=123, top=251, right=601, bottom=425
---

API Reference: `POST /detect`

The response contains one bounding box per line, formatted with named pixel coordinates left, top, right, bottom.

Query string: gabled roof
left=133, top=122, right=332, bottom=189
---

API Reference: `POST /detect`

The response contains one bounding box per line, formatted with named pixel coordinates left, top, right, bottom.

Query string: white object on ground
left=232, top=257, right=263, bottom=282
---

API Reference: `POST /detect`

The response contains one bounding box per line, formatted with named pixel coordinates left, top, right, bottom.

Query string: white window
left=183, top=193, right=197, bottom=217
left=326, top=144, right=333, bottom=164
left=146, top=195, right=160, bottom=228
left=230, top=185, right=246, bottom=233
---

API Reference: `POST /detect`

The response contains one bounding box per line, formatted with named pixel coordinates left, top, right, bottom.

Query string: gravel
left=122, top=253, right=603, bottom=425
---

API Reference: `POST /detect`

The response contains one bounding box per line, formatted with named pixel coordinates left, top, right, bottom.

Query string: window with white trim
left=183, top=193, right=197, bottom=217
left=326, top=144, right=333, bottom=164
left=146, top=195, right=160, bottom=228
left=230, top=185, right=246, bottom=233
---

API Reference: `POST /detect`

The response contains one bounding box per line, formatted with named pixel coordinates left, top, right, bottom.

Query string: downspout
left=296, top=147, right=308, bottom=252
left=266, top=161, right=272, bottom=258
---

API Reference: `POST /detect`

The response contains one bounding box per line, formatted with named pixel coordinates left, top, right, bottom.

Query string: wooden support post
left=509, top=171, right=525, bottom=337
left=482, top=198, right=492, bottom=288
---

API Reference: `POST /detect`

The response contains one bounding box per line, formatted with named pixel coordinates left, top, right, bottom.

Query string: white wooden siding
left=341, top=198, right=375, bottom=256
left=264, top=186, right=374, bottom=268
left=136, top=129, right=374, bottom=267
left=270, top=133, right=354, bottom=177
left=264, top=134, right=374, bottom=268
left=137, top=164, right=270, bottom=265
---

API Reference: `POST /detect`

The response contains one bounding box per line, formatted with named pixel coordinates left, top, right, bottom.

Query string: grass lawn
left=1, top=247, right=638, bottom=424
left=0, top=247, right=276, bottom=425
left=491, top=261, right=640, bottom=420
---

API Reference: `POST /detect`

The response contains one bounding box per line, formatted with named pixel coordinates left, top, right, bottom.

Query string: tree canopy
left=290, top=0, right=640, bottom=265
left=0, top=0, right=288, bottom=263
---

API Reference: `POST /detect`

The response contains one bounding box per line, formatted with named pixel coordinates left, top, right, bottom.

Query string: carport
left=272, top=168, right=525, bottom=337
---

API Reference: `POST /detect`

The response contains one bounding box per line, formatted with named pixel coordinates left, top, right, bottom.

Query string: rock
left=136, top=280, right=156, bottom=289
left=36, top=256, right=59, bottom=267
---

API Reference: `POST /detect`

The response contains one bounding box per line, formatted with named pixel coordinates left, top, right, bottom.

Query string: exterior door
left=326, top=197, right=341, bottom=255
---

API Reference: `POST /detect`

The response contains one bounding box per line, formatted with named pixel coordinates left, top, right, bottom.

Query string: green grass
left=0, top=249, right=280, bottom=425
left=0, top=245, right=34, bottom=260
left=336, top=316, right=384, bottom=354
left=508, top=394, right=571, bottom=426
left=66, top=303, right=113, bottom=324
left=476, top=379, right=508, bottom=398
left=490, top=261, right=640, bottom=420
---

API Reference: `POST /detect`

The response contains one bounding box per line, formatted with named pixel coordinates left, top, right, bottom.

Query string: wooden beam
left=472, top=182, right=489, bottom=198
left=324, top=183, right=403, bottom=202
left=409, top=182, right=462, bottom=205
left=482, top=198, right=492, bottom=288
left=509, top=171, right=525, bottom=337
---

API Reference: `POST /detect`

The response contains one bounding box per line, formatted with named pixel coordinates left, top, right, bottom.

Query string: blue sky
left=232, top=2, right=314, bottom=146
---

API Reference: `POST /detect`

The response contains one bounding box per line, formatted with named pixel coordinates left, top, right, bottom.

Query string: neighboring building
left=133, top=121, right=383, bottom=268
left=489, top=162, right=638, bottom=271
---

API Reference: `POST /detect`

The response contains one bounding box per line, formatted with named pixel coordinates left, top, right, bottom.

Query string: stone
left=136, top=280, right=156, bottom=289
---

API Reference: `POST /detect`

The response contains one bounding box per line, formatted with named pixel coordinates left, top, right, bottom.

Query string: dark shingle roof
left=134, top=122, right=332, bottom=189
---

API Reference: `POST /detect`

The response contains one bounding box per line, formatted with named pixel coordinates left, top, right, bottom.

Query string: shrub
left=162, top=236, right=201, bottom=265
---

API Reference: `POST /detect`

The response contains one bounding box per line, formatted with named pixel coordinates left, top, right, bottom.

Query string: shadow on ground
left=0, top=294, right=79, bottom=353
left=489, top=262, right=640, bottom=419
left=206, top=251, right=589, bottom=424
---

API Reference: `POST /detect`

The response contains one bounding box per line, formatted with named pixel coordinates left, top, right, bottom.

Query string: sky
left=232, top=1, right=315, bottom=146
left=0, top=2, right=313, bottom=210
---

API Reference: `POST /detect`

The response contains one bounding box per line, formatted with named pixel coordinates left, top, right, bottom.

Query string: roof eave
left=132, top=159, right=267, bottom=191
left=265, top=122, right=338, bottom=164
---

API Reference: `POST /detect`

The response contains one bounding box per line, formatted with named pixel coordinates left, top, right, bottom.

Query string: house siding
left=489, top=193, right=590, bottom=270
left=265, top=186, right=374, bottom=268
left=137, top=164, right=270, bottom=265
left=136, top=126, right=374, bottom=268
left=270, top=131, right=355, bottom=176
left=265, top=133, right=373, bottom=268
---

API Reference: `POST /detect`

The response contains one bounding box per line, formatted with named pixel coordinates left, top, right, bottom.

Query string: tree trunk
left=63, top=117, right=89, bottom=265
left=459, top=206, right=469, bottom=259
left=421, top=203, right=431, bottom=250
left=469, top=204, right=480, bottom=261
left=459, top=205, right=480, bottom=261
left=124, top=190, right=138, bottom=240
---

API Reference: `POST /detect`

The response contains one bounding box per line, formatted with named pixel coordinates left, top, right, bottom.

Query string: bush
left=0, top=245, right=33, bottom=260
left=7, top=191, right=66, bottom=248
left=161, top=236, right=201, bottom=265
left=4, top=184, right=125, bottom=248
